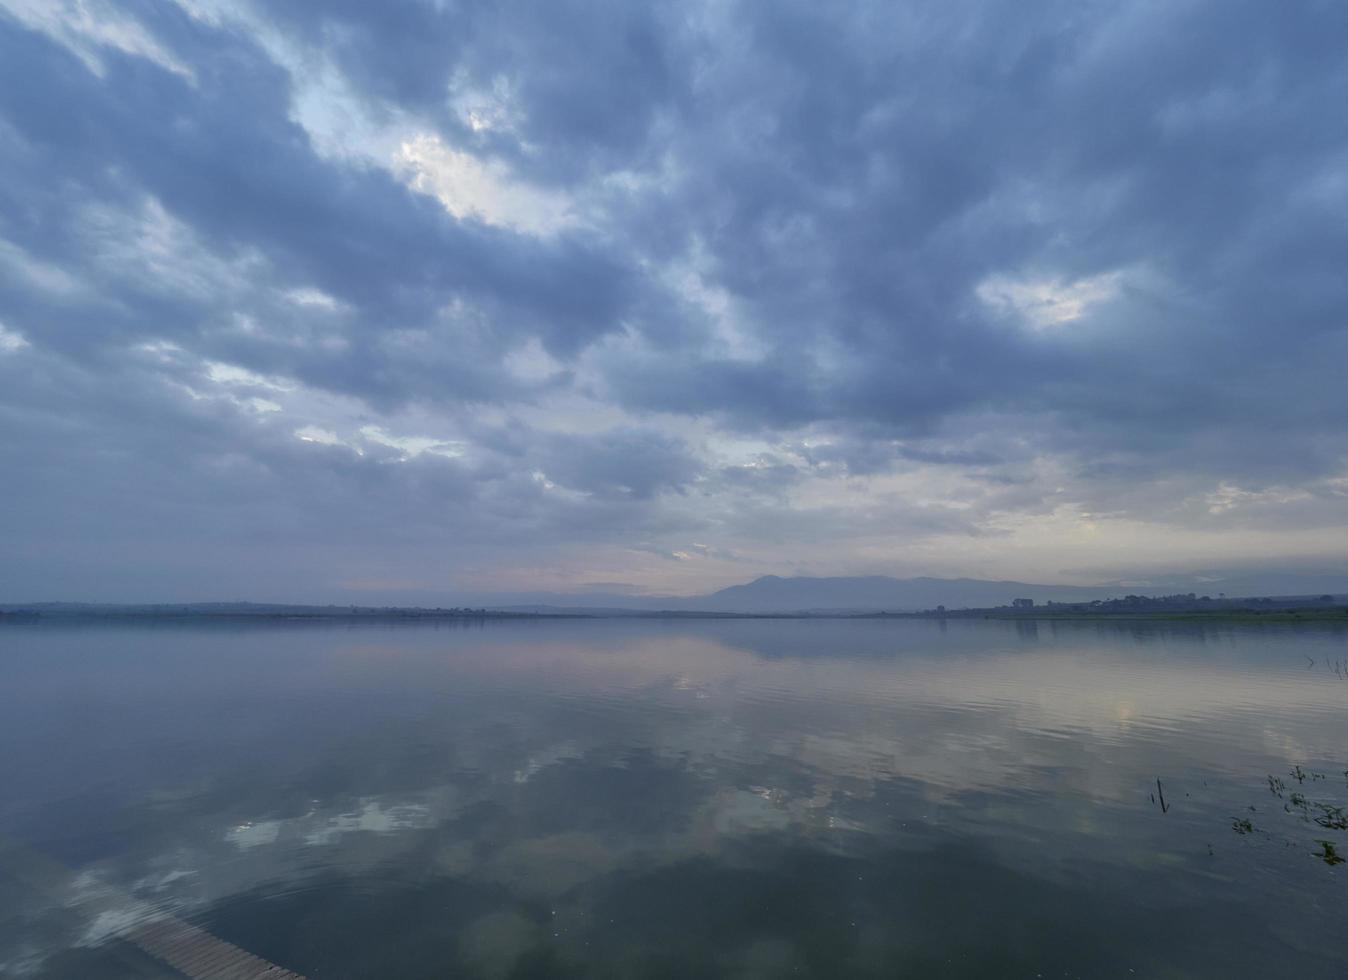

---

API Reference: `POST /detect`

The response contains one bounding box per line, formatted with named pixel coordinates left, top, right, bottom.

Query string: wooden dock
left=1, top=833, right=309, bottom=979
left=125, top=916, right=308, bottom=979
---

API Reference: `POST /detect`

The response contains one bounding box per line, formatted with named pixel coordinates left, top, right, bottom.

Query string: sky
left=2, top=0, right=1347, bottom=603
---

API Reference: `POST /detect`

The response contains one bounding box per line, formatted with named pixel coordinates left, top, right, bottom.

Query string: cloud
left=976, top=271, right=1124, bottom=330
left=2, top=0, right=1347, bottom=599
left=394, top=132, right=577, bottom=235
left=534, top=428, right=703, bottom=501
left=0, top=0, right=193, bottom=79
left=0, top=320, right=29, bottom=352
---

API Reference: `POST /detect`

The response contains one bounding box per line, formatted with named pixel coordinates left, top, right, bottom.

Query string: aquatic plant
left=1287, top=792, right=1310, bottom=821
left=1240, top=768, right=1347, bottom=869
left=1313, top=840, right=1344, bottom=866
left=1313, top=803, right=1348, bottom=831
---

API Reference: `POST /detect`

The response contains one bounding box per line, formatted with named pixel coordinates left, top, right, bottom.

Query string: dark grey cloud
left=0, top=10, right=647, bottom=399
left=1, top=0, right=1346, bottom=599
left=258, top=0, right=697, bottom=181
left=535, top=428, right=701, bottom=501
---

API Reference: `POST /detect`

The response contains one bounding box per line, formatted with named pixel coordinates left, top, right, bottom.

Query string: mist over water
left=3, top=619, right=1347, bottom=978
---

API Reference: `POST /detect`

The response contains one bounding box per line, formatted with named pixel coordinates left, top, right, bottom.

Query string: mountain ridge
left=10, top=571, right=1347, bottom=615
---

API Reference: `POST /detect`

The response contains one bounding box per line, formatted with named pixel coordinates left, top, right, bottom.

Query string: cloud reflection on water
left=1, top=620, right=1346, bottom=977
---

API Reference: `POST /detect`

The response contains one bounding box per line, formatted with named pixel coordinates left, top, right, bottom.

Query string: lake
left=2, top=618, right=1346, bottom=978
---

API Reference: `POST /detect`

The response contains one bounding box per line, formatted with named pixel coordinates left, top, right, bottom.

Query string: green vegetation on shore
left=975, top=607, right=1348, bottom=623
left=901, top=591, right=1348, bottom=623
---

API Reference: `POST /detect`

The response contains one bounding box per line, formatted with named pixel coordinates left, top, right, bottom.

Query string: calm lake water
left=2, top=618, right=1346, bottom=978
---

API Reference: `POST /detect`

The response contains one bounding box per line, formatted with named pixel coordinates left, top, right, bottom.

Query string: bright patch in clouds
left=1204, top=482, right=1310, bottom=515
left=504, top=338, right=565, bottom=382
left=977, top=271, right=1123, bottom=329
left=294, top=425, right=343, bottom=446
left=359, top=425, right=465, bottom=460
left=81, top=197, right=263, bottom=300
left=450, top=76, right=522, bottom=136
left=0, top=321, right=29, bottom=352
left=283, top=287, right=347, bottom=312
left=665, top=242, right=768, bottom=362
left=0, top=238, right=83, bottom=295
left=205, top=362, right=294, bottom=392
left=2, top=0, right=193, bottom=79
left=394, top=134, right=575, bottom=235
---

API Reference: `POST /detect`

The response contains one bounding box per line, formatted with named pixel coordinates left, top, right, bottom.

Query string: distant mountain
left=475, top=576, right=1217, bottom=614
left=447, top=576, right=1109, bottom=614
left=685, top=575, right=1116, bottom=613
left=9, top=572, right=1347, bottom=618
left=492, top=572, right=1348, bottom=614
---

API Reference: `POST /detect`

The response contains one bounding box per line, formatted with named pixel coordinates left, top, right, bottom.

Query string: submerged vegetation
left=1226, top=765, right=1348, bottom=868
left=1315, top=841, right=1345, bottom=866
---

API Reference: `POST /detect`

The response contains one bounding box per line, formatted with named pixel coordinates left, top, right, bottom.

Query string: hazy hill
left=486, top=576, right=1197, bottom=614
left=685, top=575, right=1119, bottom=613
left=494, top=572, right=1348, bottom=614
left=8, top=573, right=1346, bottom=618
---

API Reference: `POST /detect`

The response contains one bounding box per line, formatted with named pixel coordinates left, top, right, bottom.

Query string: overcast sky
left=2, top=0, right=1347, bottom=602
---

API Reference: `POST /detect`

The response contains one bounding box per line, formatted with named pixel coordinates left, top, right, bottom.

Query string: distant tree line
left=916, top=592, right=1346, bottom=617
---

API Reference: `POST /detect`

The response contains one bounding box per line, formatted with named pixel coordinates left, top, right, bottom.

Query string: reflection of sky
left=2, top=620, right=1347, bottom=978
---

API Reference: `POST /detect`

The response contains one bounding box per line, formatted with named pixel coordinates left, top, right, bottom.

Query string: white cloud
left=80, top=197, right=265, bottom=299
left=294, top=425, right=343, bottom=446
left=205, top=361, right=295, bottom=391
left=0, top=321, right=30, bottom=352
left=394, top=133, right=576, bottom=235
left=1204, top=482, right=1311, bottom=515
left=662, top=237, right=768, bottom=362
left=977, top=270, right=1123, bottom=330
left=174, top=0, right=407, bottom=167
left=0, top=238, right=83, bottom=296
left=504, top=337, right=565, bottom=382
left=359, top=425, right=465, bottom=460
left=449, top=74, right=524, bottom=136
left=170, top=5, right=573, bottom=240
left=283, top=287, right=347, bottom=312
left=1, top=0, right=193, bottom=80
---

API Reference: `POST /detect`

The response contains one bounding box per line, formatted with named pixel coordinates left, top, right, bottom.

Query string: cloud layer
left=2, top=0, right=1347, bottom=600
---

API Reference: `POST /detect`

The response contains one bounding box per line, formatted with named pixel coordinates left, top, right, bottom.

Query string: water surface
left=2, top=618, right=1346, bottom=978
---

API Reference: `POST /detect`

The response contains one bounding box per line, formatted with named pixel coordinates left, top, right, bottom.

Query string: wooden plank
left=0, top=833, right=309, bottom=980
left=125, top=916, right=309, bottom=980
